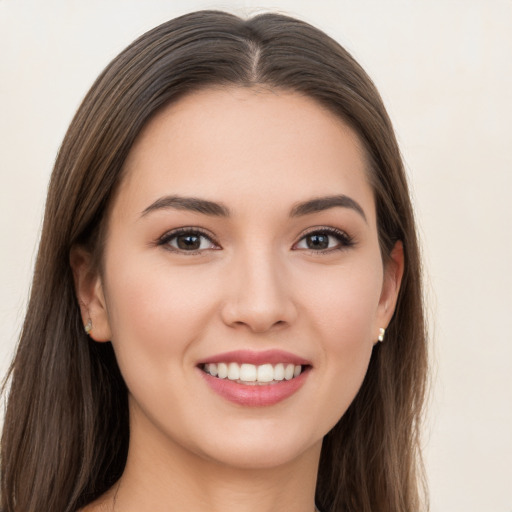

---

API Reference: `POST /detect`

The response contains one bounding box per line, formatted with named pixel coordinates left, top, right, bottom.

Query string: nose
left=220, top=249, right=297, bottom=333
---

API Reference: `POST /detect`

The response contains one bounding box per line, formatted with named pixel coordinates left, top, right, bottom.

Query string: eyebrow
left=141, top=195, right=230, bottom=217
left=290, top=195, right=367, bottom=222
left=141, top=193, right=367, bottom=222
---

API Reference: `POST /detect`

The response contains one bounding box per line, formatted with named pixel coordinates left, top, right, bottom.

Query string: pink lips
left=198, top=350, right=311, bottom=407
left=198, top=349, right=310, bottom=366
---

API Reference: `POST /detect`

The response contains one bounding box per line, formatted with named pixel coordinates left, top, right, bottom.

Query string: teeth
left=284, top=363, right=295, bottom=380
left=274, top=363, right=285, bottom=381
left=257, top=363, right=274, bottom=382
left=203, top=362, right=304, bottom=383
left=217, top=362, right=228, bottom=379
left=227, top=362, right=239, bottom=380
left=239, top=363, right=257, bottom=382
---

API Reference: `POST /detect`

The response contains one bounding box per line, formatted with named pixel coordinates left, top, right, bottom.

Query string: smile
left=202, top=362, right=304, bottom=384
left=198, top=350, right=311, bottom=406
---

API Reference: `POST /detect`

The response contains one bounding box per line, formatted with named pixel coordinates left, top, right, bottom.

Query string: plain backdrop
left=1, top=1, right=511, bottom=511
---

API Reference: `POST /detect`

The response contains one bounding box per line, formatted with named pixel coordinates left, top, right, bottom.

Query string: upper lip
left=197, top=349, right=311, bottom=366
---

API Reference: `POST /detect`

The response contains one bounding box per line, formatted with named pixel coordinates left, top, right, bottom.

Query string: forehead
left=116, top=87, right=375, bottom=223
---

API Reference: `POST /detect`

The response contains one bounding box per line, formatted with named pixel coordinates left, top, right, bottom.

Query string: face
left=75, top=87, right=402, bottom=471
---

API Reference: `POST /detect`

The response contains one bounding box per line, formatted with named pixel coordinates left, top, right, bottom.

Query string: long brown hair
left=1, top=10, right=428, bottom=512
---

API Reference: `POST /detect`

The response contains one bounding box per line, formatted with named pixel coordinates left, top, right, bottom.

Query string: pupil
left=177, top=234, right=200, bottom=250
left=307, top=234, right=329, bottom=250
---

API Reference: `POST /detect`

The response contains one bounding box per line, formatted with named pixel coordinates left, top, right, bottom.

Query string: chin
left=182, top=416, right=326, bottom=471
left=201, top=436, right=321, bottom=471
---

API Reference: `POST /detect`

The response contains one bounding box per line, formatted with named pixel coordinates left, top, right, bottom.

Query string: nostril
left=219, top=272, right=298, bottom=332
left=227, top=317, right=289, bottom=334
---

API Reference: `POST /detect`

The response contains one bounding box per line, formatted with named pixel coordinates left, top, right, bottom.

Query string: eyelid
left=157, top=227, right=221, bottom=253
left=293, top=226, right=355, bottom=252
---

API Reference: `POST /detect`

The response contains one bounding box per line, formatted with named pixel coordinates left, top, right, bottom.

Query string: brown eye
left=294, top=228, right=354, bottom=252
left=176, top=233, right=202, bottom=250
left=160, top=229, right=217, bottom=253
left=305, top=233, right=330, bottom=250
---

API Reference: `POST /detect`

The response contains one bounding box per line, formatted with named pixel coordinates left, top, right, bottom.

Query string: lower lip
left=199, top=368, right=309, bottom=407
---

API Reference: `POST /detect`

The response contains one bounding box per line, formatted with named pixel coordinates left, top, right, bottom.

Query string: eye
left=158, top=228, right=219, bottom=253
left=294, top=227, right=354, bottom=252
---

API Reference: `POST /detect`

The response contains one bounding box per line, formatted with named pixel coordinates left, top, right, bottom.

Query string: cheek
left=298, top=260, right=382, bottom=421
left=301, top=257, right=383, bottom=343
left=103, top=258, right=218, bottom=372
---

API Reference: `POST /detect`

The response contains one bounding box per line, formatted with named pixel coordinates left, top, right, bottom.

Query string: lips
left=197, top=350, right=311, bottom=406
left=199, top=349, right=310, bottom=366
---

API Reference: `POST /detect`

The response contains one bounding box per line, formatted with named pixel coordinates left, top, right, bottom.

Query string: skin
left=73, top=87, right=403, bottom=512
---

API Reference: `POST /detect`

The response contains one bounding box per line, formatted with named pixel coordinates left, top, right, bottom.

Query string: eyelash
left=293, top=227, right=355, bottom=253
left=157, top=226, right=354, bottom=254
left=157, top=228, right=219, bottom=254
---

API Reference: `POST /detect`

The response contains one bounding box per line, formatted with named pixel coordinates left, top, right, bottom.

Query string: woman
left=0, top=10, right=428, bottom=512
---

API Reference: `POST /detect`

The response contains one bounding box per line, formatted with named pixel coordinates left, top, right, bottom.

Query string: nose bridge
left=221, top=244, right=296, bottom=332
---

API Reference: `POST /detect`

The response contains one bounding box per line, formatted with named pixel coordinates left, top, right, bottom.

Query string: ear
left=374, top=241, right=404, bottom=343
left=69, top=246, right=112, bottom=342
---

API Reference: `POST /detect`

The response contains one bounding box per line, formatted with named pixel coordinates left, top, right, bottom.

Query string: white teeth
left=227, top=362, right=239, bottom=380
left=284, top=363, right=295, bottom=380
left=239, top=364, right=257, bottom=382
left=257, top=364, right=274, bottom=383
left=274, top=363, right=285, bottom=381
left=207, top=363, right=218, bottom=377
left=204, top=362, right=304, bottom=383
left=217, top=362, right=228, bottom=379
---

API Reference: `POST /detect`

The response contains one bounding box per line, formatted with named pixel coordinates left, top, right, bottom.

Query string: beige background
left=1, top=1, right=511, bottom=510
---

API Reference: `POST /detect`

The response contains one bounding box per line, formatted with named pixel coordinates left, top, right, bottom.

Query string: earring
left=84, top=319, right=93, bottom=335
left=378, top=327, right=386, bottom=342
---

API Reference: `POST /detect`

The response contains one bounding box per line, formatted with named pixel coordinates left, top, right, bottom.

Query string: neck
left=112, top=406, right=322, bottom=512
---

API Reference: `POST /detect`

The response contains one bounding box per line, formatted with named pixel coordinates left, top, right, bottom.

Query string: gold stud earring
left=378, top=327, right=386, bottom=342
left=84, top=319, right=93, bottom=335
